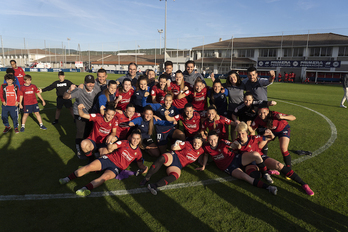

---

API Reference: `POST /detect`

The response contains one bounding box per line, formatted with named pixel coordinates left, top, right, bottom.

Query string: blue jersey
left=131, top=116, right=173, bottom=139
left=131, top=87, right=151, bottom=113
left=208, top=90, right=228, bottom=116
left=141, top=97, right=178, bottom=133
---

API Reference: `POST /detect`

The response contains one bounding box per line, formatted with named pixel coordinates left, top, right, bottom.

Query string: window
left=237, top=49, right=254, bottom=58
left=203, top=50, right=215, bottom=58
left=283, top=48, right=303, bottom=57
left=338, top=47, right=348, bottom=56
left=310, top=47, right=332, bottom=57
left=259, top=49, right=276, bottom=57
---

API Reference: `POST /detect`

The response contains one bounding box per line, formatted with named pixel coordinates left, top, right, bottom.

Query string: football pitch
left=0, top=71, right=347, bottom=231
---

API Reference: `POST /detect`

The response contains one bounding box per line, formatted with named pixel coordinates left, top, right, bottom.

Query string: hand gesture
left=183, top=86, right=189, bottom=92
left=78, top=104, right=85, bottom=110
left=269, top=70, right=275, bottom=77
left=164, top=110, right=170, bottom=116
left=144, top=92, right=150, bottom=98
left=210, top=73, right=215, bottom=82
left=70, top=84, right=76, bottom=91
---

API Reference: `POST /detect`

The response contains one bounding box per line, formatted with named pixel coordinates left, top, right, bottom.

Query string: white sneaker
left=263, top=173, right=274, bottom=184
left=340, top=105, right=347, bottom=108
left=267, top=186, right=278, bottom=195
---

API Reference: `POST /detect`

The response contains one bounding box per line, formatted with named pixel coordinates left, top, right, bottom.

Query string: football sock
left=85, top=183, right=94, bottom=190
left=282, top=151, right=291, bottom=168
left=252, top=179, right=269, bottom=189
left=156, top=172, right=179, bottom=188
left=145, top=155, right=166, bottom=180
left=280, top=166, right=305, bottom=185
left=246, top=168, right=261, bottom=179
left=68, top=171, right=77, bottom=180
left=21, top=124, right=25, bottom=128
left=256, top=162, right=268, bottom=175
left=261, top=144, right=268, bottom=156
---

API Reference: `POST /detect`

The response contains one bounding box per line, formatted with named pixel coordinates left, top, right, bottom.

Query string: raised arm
left=78, top=104, right=90, bottom=120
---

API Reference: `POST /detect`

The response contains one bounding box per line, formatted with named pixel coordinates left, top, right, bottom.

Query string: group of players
left=3, top=59, right=313, bottom=197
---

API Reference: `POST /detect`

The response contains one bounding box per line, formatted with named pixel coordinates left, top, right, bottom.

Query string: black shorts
left=143, top=138, right=154, bottom=147
left=224, top=153, right=242, bottom=175
left=98, top=156, right=121, bottom=176
left=157, top=127, right=175, bottom=146
left=57, top=97, right=72, bottom=109
left=169, top=151, right=183, bottom=169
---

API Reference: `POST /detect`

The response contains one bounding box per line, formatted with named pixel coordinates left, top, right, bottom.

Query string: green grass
left=0, top=72, right=348, bottom=231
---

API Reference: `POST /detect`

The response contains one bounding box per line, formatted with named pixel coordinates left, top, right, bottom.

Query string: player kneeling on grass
left=199, top=130, right=278, bottom=195
left=140, top=134, right=205, bottom=195
left=59, top=130, right=148, bottom=197
left=19, top=74, right=47, bottom=132
left=234, top=122, right=314, bottom=196
left=77, top=102, right=118, bottom=158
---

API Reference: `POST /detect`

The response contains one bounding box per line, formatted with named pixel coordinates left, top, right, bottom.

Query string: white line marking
left=275, top=100, right=337, bottom=165
left=0, top=101, right=336, bottom=201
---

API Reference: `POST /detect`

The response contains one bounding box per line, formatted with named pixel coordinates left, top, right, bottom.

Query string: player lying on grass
left=198, top=130, right=278, bottom=195
left=234, top=122, right=314, bottom=196
left=77, top=102, right=118, bottom=158
left=59, top=130, right=148, bottom=197
left=249, top=106, right=296, bottom=168
left=140, top=134, right=205, bottom=195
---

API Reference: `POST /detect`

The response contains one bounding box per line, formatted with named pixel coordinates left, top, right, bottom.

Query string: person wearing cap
left=116, top=63, right=140, bottom=87
left=77, top=68, right=109, bottom=92
left=41, top=71, right=74, bottom=124
left=64, top=74, right=101, bottom=159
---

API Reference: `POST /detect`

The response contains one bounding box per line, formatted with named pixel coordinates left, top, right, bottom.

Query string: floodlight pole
left=158, top=29, right=163, bottom=54
left=67, top=38, right=71, bottom=56
left=160, top=0, right=174, bottom=64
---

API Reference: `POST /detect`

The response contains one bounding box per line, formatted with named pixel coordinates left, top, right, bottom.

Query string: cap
left=85, top=75, right=95, bottom=83
left=58, top=71, right=65, bottom=76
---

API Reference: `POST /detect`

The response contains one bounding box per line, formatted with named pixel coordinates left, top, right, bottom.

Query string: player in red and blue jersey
left=59, top=130, right=148, bottom=197
left=10, top=60, right=25, bottom=86
left=19, top=75, right=47, bottom=131
left=198, top=130, right=278, bottom=195
left=140, top=134, right=205, bottom=195
left=234, top=122, right=314, bottom=196
left=114, top=103, right=141, bottom=140
left=250, top=107, right=296, bottom=168
left=165, top=103, right=201, bottom=140
left=201, top=105, right=235, bottom=140
left=77, top=103, right=118, bottom=158
left=190, top=78, right=208, bottom=117
left=170, top=70, right=191, bottom=112
left=115, top=79, right=134, bottom=111
left=150, top=74, right=172, bottom=104
left=1, top=74, right=20, bottom=133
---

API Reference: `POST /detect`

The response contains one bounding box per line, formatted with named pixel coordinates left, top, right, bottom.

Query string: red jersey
left=251, top=111, right=289, bottom=133
left=201, top=116, right=232, bottom=139
left=107, top=140, right=143, bottom=170
left=151, top=85, right=171, bottom=104
left=203, top=139, right=235, bottom=171
left=115, top=88, right=134, bottom=111
left=174, top=112, right=201, bottom=138
left=115, top=111, right=141, bottom=139
left=14, top=67, right=25, bottom=86
left=235, top=135, right=263, bottom=155
left=20, top=84, right=40, bottom=105
left=191, top=87, right=208, bottom=111
left=88, top=113, right=117, bottom=144
left=0, top=84, right=20, bottom=106
left=171, top=81, right=191, bottom=109
left=175, top=141, right=204, bottom=168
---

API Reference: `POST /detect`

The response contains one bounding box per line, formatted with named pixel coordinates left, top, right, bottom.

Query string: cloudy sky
left=0, top=0, right=347, bottom=51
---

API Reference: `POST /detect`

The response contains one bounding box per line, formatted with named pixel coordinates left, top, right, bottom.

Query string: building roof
left=194, top=57, right=255, bottom=64
left=3, top=49, right=57, bottom=56
left=192, top=33, right=348, bottom=50
left=91, top=54, right=164, bottom=65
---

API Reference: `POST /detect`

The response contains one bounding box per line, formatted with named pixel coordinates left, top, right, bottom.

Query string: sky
left=1, top=0, right=348, bottom=51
